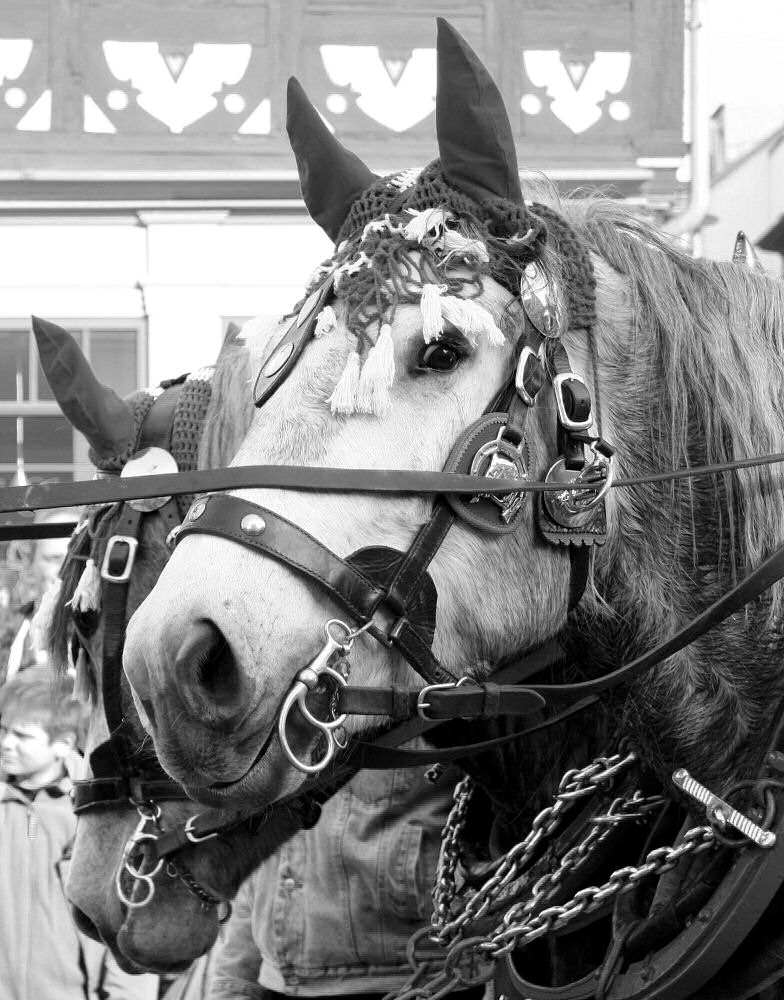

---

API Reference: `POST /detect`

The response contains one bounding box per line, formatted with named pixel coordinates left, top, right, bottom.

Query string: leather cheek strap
left=177, top=493, right=457, bottom=686
left=178, top=493, right=386, bottom=622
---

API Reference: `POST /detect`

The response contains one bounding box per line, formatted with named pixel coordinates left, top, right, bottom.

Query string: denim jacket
left=208, top=763, right=459, bottom=997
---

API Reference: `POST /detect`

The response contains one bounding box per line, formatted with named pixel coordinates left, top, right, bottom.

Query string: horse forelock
left=198, top=339, right=253, bottom=469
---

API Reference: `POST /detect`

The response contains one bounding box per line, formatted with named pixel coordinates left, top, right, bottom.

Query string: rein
left=4, top=449, right=784, bottom=528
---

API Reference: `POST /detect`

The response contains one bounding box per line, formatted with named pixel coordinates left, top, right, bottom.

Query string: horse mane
left=563, top=199, right=784, bottom=617
left=198, top=337, right=253, bottom=469
left=551, top=198, right=784, bottom=783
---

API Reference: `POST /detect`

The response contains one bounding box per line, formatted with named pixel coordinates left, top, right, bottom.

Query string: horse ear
left=435, top=18, right=522, bottom=205
left=31, top=315, right=136, bottom=460
left=286, top=76, right=377, bottom=242
left=732, top=231, right=765, bottom=272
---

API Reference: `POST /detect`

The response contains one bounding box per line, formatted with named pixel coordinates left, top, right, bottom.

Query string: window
left=0, top=320, right=147, bottom=485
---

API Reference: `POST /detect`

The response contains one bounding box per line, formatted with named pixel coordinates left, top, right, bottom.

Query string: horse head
left=121, top=21, right=586, bottom=809
left=34, top=319, right=307, bottom=973
left=123, top=18, right=784, bottom=822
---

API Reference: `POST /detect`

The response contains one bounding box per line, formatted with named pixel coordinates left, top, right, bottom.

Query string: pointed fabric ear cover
left=435, top=18, right=522, bottom=205
left=31, top=315, right=136, bottom=459
left=286, top=77, right=377, bottom=242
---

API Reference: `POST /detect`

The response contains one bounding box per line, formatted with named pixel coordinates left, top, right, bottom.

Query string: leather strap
left=525, top=539, right=784, bottom=704
left=178, top=494, right=386, bottom=623
left=4, top=453, right=784, bottom=519
left=178, top=493, right=456, bottom=686
left=334, top=683, right=545, bottom=720
left=73, top=775, right=190, bottom=813
left=138, top=380, right=184, bottom=451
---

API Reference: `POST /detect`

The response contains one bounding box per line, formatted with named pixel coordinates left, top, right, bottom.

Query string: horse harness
left=173, top=267, right=784, bottom=1000
left=67, top=374, right=235, bottom=919
left=38, top=266, right=784, bottom=996
left=177, top=262, right=615, bottom=776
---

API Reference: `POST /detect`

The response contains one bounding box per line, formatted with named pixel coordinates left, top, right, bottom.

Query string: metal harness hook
left=278, top=618, right=370, bottom=774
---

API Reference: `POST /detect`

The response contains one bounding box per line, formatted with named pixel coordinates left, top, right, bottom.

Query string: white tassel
left=404, top=207, right=449, bottom=244
left=355, top=325, right=396, bottom=415
left=361, top=216, right=402, bottom=240
left=70, top=558, right=102, bottom=614
left=328, top=352, right=361, bottom=414
left=315, top=305, right=337, bottom=338
left=31, top=578, right=62, bottom=655
left=72, top=647, right=93, bottom=704
left=421, top=284, right=446, bottom=343
left=442, top=230, right=490, bottom=262
left=440, top=297, right=505, bottom=347
left=507, top=227, right=535, bottom=246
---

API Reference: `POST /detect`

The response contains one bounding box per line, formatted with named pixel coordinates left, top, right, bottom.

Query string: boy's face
left=0, top=713, right=71, bottom=789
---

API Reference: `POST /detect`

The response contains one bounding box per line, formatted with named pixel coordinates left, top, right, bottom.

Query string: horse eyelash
left=409, top=331, right=473, bottom=374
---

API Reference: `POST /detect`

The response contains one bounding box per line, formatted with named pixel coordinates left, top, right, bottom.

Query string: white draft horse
left=121, top=19, right=784, bottom=997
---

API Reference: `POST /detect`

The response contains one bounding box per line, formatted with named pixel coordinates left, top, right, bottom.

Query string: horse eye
left=418, top=342, right=462, bottom=372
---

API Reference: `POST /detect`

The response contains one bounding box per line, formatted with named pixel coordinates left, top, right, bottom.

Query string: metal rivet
left=240, top=513, right=266, bottom=535
left=189, top=501, right=207, bottom=521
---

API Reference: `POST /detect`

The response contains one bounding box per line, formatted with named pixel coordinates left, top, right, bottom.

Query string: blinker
left=253, top=271, right=336, bottom=408
left=443, top=413, right=530, bottom=534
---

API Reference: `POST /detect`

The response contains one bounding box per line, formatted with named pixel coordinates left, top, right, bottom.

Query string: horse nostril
left=176, top=619, right=244, bottom=724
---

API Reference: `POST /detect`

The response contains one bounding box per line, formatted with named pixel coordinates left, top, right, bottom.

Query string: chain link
left=486, top=824, right=715, bottom=956
left=431, top=751, right=637, bottom=946
left=392, top=750, right=724, bottom=1000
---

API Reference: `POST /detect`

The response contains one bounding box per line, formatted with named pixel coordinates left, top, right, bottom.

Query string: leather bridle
left=67, top=377, right=237, bottom=916
left=176, top=264, right=618, bottom=774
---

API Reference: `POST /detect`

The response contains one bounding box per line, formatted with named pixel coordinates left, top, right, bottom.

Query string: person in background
left=0, top=666, right=159, bottom=1000
left=3, top=507, right=79, bottom=684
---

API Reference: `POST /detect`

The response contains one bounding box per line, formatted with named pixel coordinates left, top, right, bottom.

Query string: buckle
left=514, top=346, right=545, bottom=406
left=553, top=373, right=593, bottom=431
left=101, top=536, right=138, bottom=583
left=416, top=678, right=472, bottom=720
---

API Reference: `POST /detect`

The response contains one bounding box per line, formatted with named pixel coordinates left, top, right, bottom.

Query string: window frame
left=0, top=318, right=147, bottom=481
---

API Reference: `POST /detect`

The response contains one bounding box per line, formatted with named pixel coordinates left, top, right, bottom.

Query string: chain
left=431, top=751, right=637, bottom=946
left=396, top=822, right=716, bottom=1000
left=486, top=823, right=716, bottom=956
left=165, top=858, right=232, bottom=922
left=431, top=775, right=475, bottom=933
left=494, top=793, right=668, bottom=940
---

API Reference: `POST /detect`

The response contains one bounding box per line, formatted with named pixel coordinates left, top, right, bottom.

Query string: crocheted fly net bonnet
left=285, top=18, right=596, bottom=415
